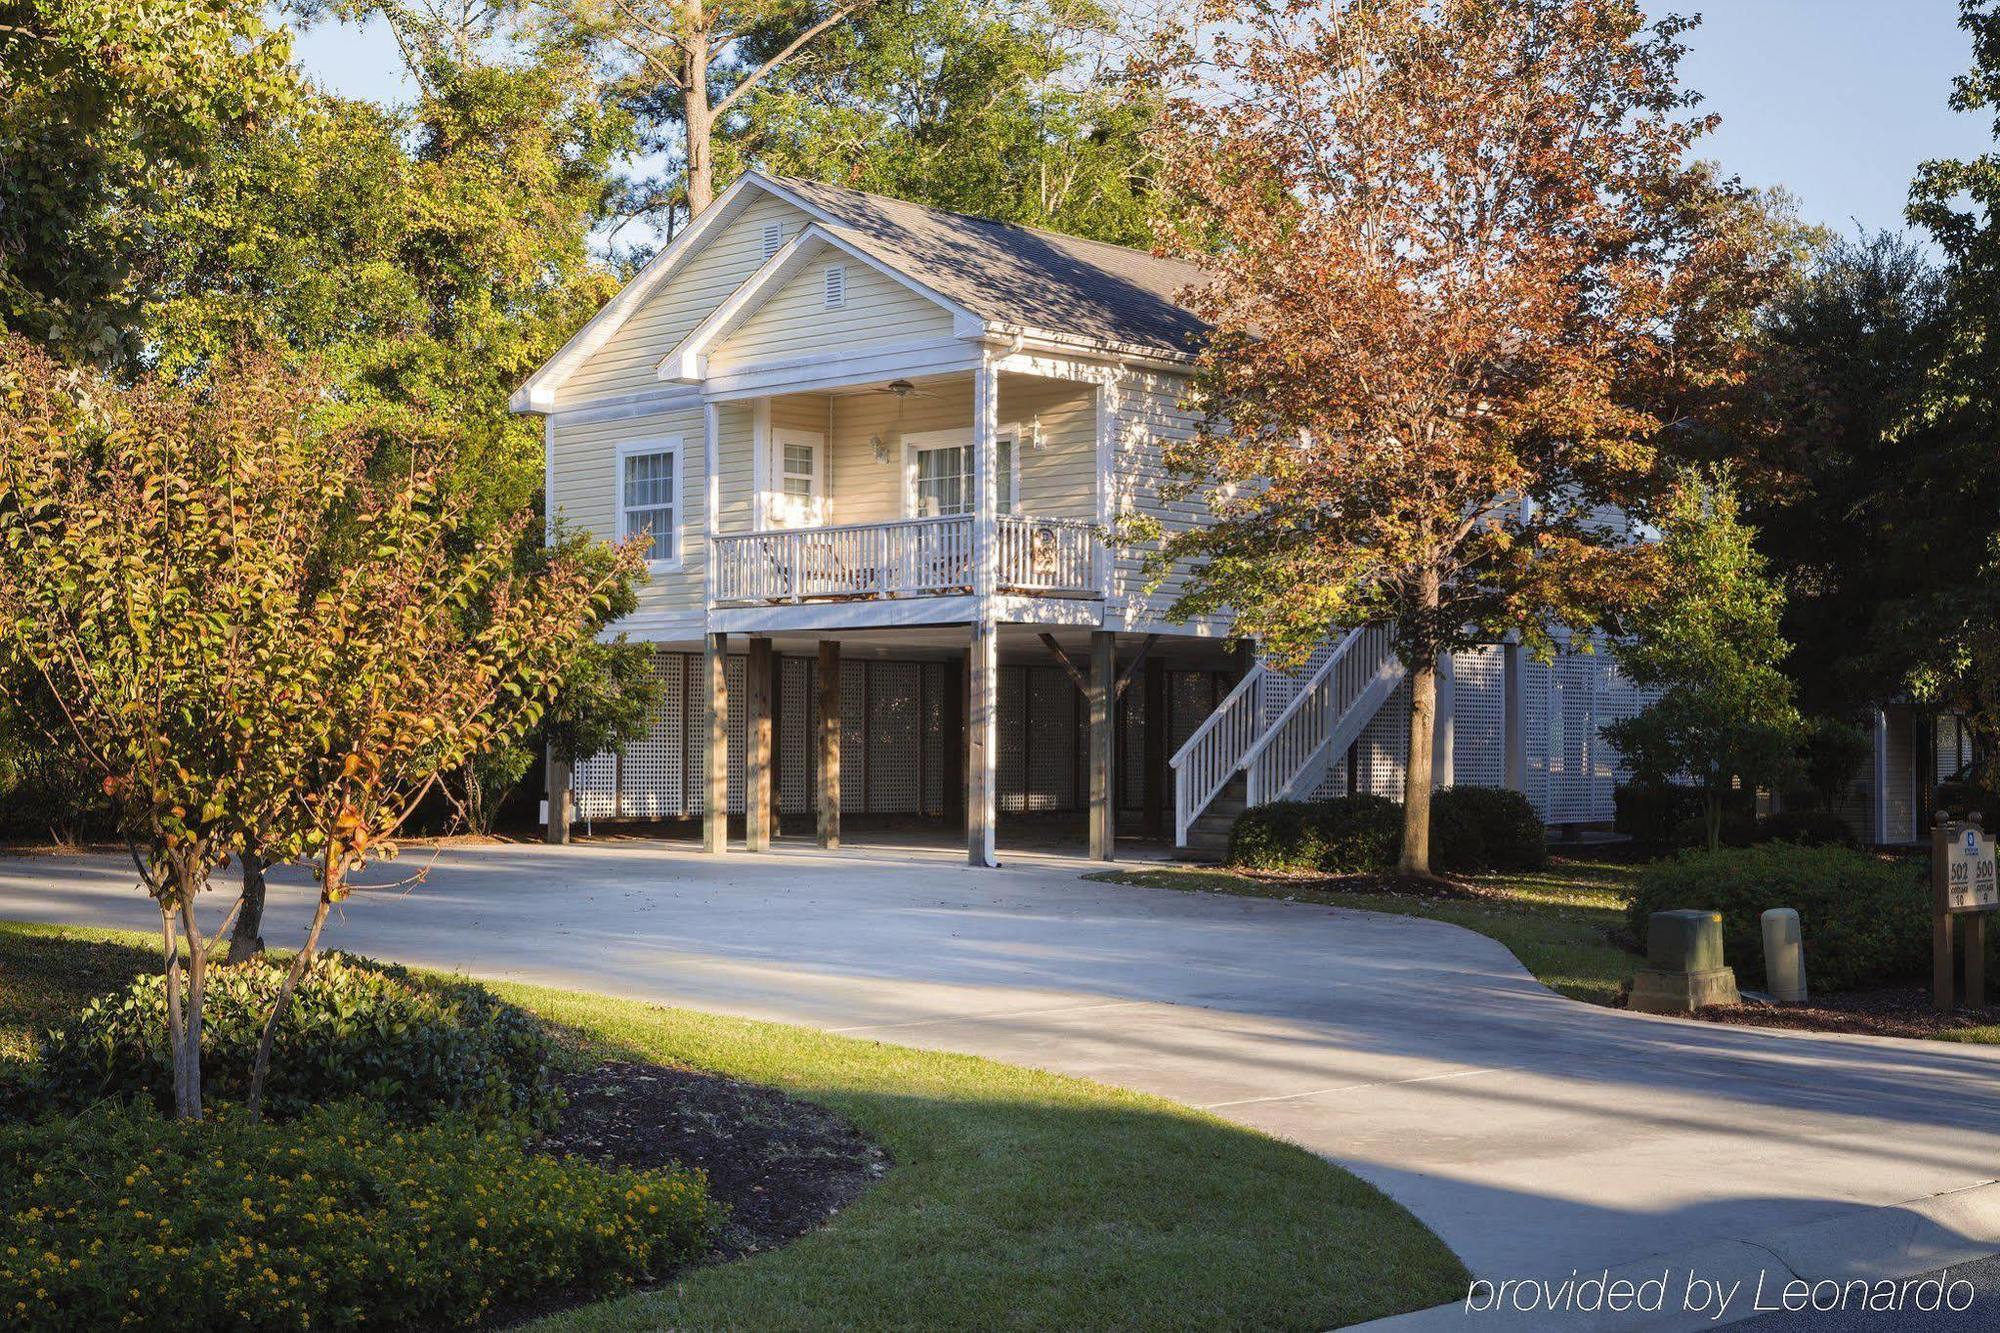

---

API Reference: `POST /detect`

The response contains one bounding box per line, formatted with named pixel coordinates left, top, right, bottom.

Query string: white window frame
left=901, top=425, right=1020, bottom=518
left=614, top=436, right=684, bottom=572
left=770, top=426, right=828, bottom=528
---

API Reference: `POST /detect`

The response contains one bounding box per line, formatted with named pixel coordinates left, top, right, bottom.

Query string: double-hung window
left=782, top=438, right=817, bottom=500
left=617, top=439, right=681, bottom=568
left=908, top=430, right=1016, bottom=517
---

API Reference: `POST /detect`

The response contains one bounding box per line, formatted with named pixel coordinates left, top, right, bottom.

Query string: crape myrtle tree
left=0, top=345, right=335, bottom=1119
left=1603, top=468, right=1801, bottom=852
left=1144, top=0, right=1795, bottom=876
left=0, top=341, right=636, bottom=1119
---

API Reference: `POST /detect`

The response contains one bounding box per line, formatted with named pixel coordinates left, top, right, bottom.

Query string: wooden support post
left=1143, top=656, right=1166, bottom=836
left=969, top=353, right=999, bottom=867
left=745, top=637, right=773, bottom=852
left=1089, top=631, right=1115, bottom=861
left=967, top=621, right=998, bottom=866
left=703, top=632, right=728, bottom=853
left=817, top=640, right=841, bottom=849
left=544, top=753, right=573, bottom=845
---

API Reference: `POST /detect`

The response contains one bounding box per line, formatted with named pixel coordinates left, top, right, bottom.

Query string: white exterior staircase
left=1169, top=626, right=1405, bottom=857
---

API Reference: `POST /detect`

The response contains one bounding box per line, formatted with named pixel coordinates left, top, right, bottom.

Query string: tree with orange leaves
left=1146, top=0, right=1800, bottom=876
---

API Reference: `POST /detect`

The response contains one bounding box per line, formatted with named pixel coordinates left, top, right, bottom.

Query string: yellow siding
left=1002, top=378, right=1096, bottom=521
left=1109, top=368, right=1223, bottom=631
left=715, top=400, right=754, bottom=535
left=548, top=406, right=708, bottom=618
left=708, top=245, right=956, bottom=374
left=555, top=193, right=810, bottom=409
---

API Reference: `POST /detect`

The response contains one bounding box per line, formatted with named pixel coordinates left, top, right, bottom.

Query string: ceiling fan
left=867, top=379, right=938, bottom=463
left=867, top=378, right=941, bottom=400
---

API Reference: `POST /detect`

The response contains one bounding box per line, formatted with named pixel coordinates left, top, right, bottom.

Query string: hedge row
left=1628, top=844, right=1927, bottom=992
left=1228, top=787, right=1547, bottom=876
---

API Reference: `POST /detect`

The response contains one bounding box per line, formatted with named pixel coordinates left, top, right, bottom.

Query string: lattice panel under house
left=866, top=661, right=922, bottom=813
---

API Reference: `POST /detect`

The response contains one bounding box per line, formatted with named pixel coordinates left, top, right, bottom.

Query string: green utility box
left=1630, top=909, right=1741, bottom=1014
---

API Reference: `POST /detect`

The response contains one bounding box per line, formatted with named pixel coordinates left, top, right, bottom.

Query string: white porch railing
left=996, top=515, right=1099, bottom=596
left=1167, top=665, right=1267, bottom=847
left=712, top=513, right=1102, bottom=606
left=1241, top=625, right=1401, bottom=806
left=712, top=515, right=974, bottom=604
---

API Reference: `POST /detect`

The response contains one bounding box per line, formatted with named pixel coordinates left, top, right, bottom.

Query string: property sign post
left=1932, top=811, right=1998, bottom=1012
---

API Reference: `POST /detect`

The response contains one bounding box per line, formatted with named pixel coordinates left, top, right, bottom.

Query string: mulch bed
left=537, top=1059, right=889, bottom=1261
left=1690, top=986, right=2000, bottom=1039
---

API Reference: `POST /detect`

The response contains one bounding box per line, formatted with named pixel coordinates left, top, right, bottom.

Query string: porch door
left=769, top=428, right=828, bottom=527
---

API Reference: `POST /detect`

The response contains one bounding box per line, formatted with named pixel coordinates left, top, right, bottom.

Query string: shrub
left=1628, top=844, right=1927, bottom=991
left=1754, top=810, right=1856, bottom=848
left=1228, top=794, right=1402, bottom=874
left=1669, top=811, right=1759, bottom=850
left=1433, top=786, right=1547, bottom=871
left=1229, top=787, right=1544, bottom=876
left=1425, top=790, right=1488, bottom=875
left=0, top=1099, right=718, bottom=1332
left=37, top=953, right=559, bottom=1127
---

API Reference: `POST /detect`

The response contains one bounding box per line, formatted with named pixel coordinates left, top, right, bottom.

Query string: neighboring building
left=1833, top=706, right=1979, bottom=846
left=516, top=172, right=1651, bottom=862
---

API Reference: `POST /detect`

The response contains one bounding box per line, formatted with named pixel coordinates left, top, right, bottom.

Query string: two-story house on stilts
left=518, top=172, right=1939, bottom=860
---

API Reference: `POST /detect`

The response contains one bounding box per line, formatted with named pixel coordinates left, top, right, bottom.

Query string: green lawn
left=1087, top=857, right=1644, bottom=1006
left=0, top=920, right=1467, bottom=1331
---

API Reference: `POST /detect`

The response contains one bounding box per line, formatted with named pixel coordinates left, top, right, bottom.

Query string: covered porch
left=702, top=363, right=1112, bottom=615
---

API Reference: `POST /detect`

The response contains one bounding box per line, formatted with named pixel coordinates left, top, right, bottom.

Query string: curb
left=1355, top=1180, right=2000, bottom=1331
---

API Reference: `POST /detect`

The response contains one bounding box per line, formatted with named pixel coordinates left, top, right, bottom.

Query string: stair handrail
left=1236, top=627, right=1368, bottom=773
left=1240, top=625, right=1396, bottom=805
left=1168, top=664, right=1266, bottom=846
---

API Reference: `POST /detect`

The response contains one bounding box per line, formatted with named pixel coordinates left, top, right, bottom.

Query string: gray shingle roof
left=767, top=175, right=1211, bottom=359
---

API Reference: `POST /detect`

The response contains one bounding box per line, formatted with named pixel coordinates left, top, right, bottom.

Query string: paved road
left=5, top=839, right=1999, bottom=1317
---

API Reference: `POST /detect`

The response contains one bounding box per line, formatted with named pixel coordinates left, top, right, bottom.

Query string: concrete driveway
left=4, top=839, right=1999, bottom=1326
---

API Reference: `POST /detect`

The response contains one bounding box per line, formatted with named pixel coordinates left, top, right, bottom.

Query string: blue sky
left=290, top=0, right=1993, bottom=243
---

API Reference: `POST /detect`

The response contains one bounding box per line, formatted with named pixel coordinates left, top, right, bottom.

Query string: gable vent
left=760, top=221, right=784, bottom=260
left=823, top=263, right=847, bottom=309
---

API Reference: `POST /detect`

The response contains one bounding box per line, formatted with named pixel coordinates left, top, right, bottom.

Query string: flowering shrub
left=36, top=953, right=560, bottom=1127
left=0, top=1100, right=719, bottom=1331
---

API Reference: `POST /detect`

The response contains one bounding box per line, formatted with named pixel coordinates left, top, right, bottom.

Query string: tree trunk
left=1399, top=659, right=1436, bottom=878
left=177, top=894, right=206, bottom=1121
left=1705, top=792, right=1722, bottom=853
left=227, top=853, right=267, bottom=964
left=683, top=22, right=715, bottom=217
left=246, top=864, right=336, bottom=1122
left=160, top=905, right=189, bottom=1119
